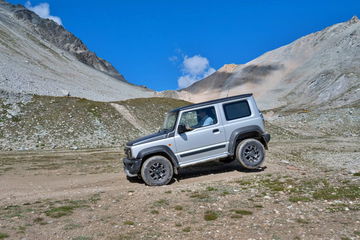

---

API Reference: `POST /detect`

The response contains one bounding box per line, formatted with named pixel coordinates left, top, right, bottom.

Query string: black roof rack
left=171, top=93, right=253, bottom=112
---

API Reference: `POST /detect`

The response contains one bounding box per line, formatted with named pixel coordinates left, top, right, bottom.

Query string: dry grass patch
left=289, top=196, right=312, bottom=203
left=150, top=210, right=159, bottom=214
left=45, top=200, right=87, bottom=218
left=204, top=210, right=219, bottom=221
left=123, top=220, right=135, bottom=225
left=153, top=199, right=169, bottom=207
left=296, top=218, right=310, bottom=224
left=72, top=236, right=92, bottom=240
left=313, top=185, right=360, bottom=200
left=0, top=233, right=9, bottom=239
left=174, top=205, right=183, bottom=211
left=33, top=217, right=47, bottom=225
left=231, top=209, right=253, bottom=215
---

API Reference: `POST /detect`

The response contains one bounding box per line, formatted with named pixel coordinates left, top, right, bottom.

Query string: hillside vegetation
left=2, top=92, right=359, bottom=151
left=0, top=95, right=189, bottom=151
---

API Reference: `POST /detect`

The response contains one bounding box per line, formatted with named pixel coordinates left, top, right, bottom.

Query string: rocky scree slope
left=178, top=17, right=360, bottom=111
left=0, top=92, right=189, bottom=151
left=0, top=0, right=154, bottom=101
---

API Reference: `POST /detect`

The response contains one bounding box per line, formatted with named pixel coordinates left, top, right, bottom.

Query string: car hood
left=126, top=131, right=169, bottom=146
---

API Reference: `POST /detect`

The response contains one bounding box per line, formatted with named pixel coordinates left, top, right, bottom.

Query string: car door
left=174, top=105, right=227, bottom=165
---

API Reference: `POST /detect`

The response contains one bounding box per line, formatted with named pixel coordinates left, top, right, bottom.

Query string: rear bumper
left=123, top=158, right=141, bottom=177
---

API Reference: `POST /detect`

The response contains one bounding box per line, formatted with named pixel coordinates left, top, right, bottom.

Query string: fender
left=136, top=145, right=180, bottom=170
left=228, top=125, right=268, bottom=156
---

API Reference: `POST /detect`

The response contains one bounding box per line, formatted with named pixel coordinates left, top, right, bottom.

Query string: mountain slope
left=0, top=93, right=189, bottom=151
left=0, top=0, right=154, bottom=101
left=1, top=0, right=124, bottom=81
left=179, top=17, right=360, bottom=110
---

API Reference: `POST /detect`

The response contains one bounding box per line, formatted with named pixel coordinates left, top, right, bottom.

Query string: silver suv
left=123, top=94, right=270, bottom=186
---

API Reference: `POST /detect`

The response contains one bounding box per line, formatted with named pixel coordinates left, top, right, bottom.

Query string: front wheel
left=236, top=139, right=265, bottom=169
left=141, top=156, right=173, bottom=186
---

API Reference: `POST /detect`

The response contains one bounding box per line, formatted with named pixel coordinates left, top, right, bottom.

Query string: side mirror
left=178, top=124, right=187, bottom=134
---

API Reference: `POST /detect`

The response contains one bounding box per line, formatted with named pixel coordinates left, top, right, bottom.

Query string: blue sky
left=7, top=0, right=360, bottom=91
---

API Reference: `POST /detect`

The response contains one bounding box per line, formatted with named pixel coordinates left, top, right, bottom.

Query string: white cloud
left=183, top=55, right=209, bottom=75
left=25, top=1, right=62, bottom=25
left=177, top=55, right=216, bottom=89
left=204, top=67, right=216, bottom=77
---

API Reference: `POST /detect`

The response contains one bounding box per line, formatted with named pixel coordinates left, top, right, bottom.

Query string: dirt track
left=0, top=138, right=359, bottom=240
left=0, top=148, right=283, bottom=206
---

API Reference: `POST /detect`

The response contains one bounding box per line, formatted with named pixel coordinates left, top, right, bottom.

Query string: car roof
left=170, top=93, right=253, bottom=112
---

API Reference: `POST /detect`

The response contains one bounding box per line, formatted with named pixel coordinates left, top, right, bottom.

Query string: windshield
left=162, top=111, right=178, bottom=131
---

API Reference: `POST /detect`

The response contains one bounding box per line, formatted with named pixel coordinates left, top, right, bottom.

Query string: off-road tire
left=236, top=138, right=265, bottom=169
left=141, top=156, right=173, bottom=186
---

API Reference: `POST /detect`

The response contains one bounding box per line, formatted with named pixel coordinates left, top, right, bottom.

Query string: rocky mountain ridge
left=178, top=16, right=360, bottom=111
left=0, top=0, right=154, bottom=101
left=0, top=0, right=125, bottom=81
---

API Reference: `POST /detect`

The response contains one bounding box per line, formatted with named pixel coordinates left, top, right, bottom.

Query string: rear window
left=223, top=100, right=251, bottom=121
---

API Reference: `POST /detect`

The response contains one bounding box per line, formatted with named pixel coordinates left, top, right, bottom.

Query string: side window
left=223, top=100, right=251, bottom=121
left=180, top=106, right=217, bottom=129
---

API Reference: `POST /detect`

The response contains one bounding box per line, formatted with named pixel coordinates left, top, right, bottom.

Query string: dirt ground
left=0, top=137, right=359, bottom=240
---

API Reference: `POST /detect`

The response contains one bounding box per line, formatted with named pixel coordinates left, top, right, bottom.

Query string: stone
left=60, top=90, right=70, bottom=96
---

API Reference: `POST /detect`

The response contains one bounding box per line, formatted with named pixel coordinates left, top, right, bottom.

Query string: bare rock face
left=179, top=17, right=360, bottom=110
left=2, top=1, right=125, bottom=81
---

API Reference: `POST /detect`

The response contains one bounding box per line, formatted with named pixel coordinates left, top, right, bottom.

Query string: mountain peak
left=350, top=16, right=359, bottom=24
left=218, top=64, right=238, bottom=73
left=0, top=0, right=125, bottom=81
left=0, top=0, right=154, bottom=101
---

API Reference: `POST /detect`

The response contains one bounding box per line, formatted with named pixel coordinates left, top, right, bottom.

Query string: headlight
left=124, top=147, right=132, bottom=159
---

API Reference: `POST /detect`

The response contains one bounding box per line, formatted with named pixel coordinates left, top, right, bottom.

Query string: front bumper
left=123, top=158, right=142, bottom=177
left=263, top=133, right=271, bottom=143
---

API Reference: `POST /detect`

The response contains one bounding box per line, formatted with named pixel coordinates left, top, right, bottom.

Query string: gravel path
left=110, top=103, right=148, bottom=134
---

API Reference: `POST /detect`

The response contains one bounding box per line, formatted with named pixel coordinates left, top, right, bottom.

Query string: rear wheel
left=141, top=156, right=173, bottom=186
left=236, top=139, right=265, bottom=169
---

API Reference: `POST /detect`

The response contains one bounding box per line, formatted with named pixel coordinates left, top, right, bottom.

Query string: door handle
left=212, top=129, right=220, bottom=133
